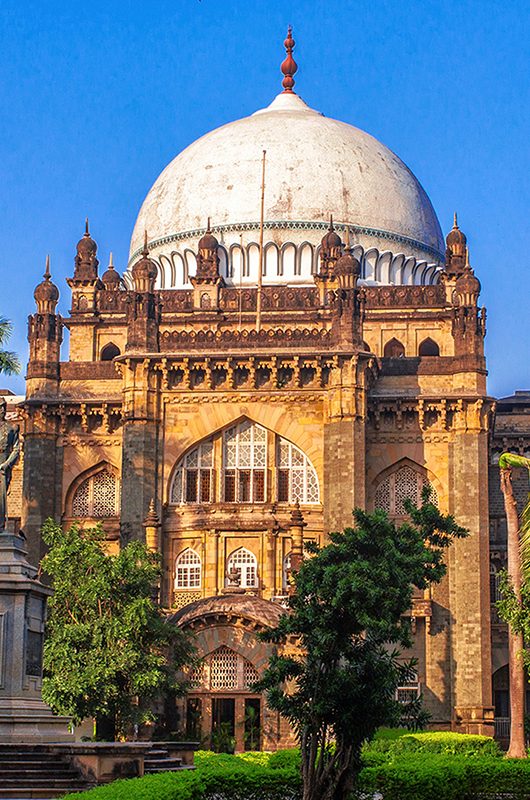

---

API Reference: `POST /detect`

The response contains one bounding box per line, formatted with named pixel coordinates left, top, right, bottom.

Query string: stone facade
left=13, top=209, right=523, bottom=750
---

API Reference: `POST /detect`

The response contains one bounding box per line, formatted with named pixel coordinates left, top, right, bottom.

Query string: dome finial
left=281, top=25, right=297, bottom=94
left=142, top=229, right=149, bottom=257
left=453, top=211, right=458, bottom=229
left=85, top=217, right=90, bottom=237
left=44, top=253, right=51, bottom=279
left=329, top=213, right=334, bottom=230
left=206, top=216, right=211, bottom=232
left=465, top=245, right=470, bottom=268
left=109, top=251, right=114, bottom=268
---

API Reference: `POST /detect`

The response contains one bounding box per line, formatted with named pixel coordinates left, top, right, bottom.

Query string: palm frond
left=0, top=318, right=13, bottom=347
left=0, top=350, right=21, bottom=376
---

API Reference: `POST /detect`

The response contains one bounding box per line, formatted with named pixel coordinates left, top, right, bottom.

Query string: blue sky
left=0, top=0, right=528, bottom=397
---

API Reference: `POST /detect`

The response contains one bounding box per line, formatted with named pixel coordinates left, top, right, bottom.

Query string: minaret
left=452, top=245, right=486, bottom=358
left=315, top=216, right=341, bottom=304
left=127, top=231, right=160, bottom=352
left=191, top=219, right=224, bottom=309
left=27, top=255, right=63, bottom=397
left=66, top=220, right=103, bottom=360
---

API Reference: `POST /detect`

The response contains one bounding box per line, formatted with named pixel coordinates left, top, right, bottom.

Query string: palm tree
left=499, top=453, right=530, bottom=758
left=0, top=318, right=20, bottom=376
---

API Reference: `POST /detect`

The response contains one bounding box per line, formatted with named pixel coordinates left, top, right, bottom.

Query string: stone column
left=448, top=403, right=494, bottom=734
left=0, top=532, right=72, bottom=741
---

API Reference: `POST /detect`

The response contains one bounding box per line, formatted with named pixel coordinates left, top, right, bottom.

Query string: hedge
left=359, top=754, right=530, bottom=800
left=365, top=730, right=502, bottom=758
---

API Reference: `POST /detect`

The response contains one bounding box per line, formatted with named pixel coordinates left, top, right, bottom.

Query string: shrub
left=268, top=749, right=301, bottom=771
left=365, top=730, right=501, bottom=758
left=359, top=754, right=530, bottom=800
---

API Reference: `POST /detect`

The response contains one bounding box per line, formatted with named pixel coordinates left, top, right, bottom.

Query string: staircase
left=0, top=746, right=91, bottom=799
left=144, top=745, right=189, bottom=774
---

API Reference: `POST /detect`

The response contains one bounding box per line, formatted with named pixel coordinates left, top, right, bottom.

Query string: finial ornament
left=142, top=229, right=149, bottom=257
left=206, top=216, right=211, bottom=232
left=329, top=214, right=334, bottom=230
left=453, top=211, right=458, bottom=228
left=465, top=245, right=470, bottom=268
left=85, top=217, right=90, bottom=236
left=108, top=251, right=114, bottom=268
left=44, top=254, right=51, bottom=279
left=281, top=25, right=298, bottom=94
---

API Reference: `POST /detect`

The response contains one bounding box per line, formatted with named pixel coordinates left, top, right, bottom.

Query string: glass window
left=223, top=421, right=267, bottom=503
left=226, top=547, right=258, bottom=589
left=175, top=548, right=202, bottom=589
left=171, top=440, right=214, bottom=504
left=277, top=438, right=319, bottom=504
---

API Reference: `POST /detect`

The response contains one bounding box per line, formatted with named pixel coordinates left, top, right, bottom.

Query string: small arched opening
left=418, top=337, right=440, bottom=357
left=101, top=342, right=121, bottom=361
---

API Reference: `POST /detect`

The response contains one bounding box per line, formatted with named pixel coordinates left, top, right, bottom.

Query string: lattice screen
left=72, top=469, right=119, bottom=518
left=188, top=647, right=260, bottom=691
left=375, top=465, right=437, bottom=516
left=210, top=647, right=239, bottom=689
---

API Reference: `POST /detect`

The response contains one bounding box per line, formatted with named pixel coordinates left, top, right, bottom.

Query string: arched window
left=72, top=468, right=119, bottom=518
left=418, top=337, right=440, bottom=357
left=226, top=547, right=258, bottom=589
left=277, top=438, right=319, bottom=503
left=223, top=421, right=266, bottom=502
left=190, top=646, right=259, bottom=691
left=171, top=440, right=214, bottom=504
left=375, top=464, right=438, bottom=516
left=175, top=548, right=202, bottom=589
left=101, top=342, right=121, bottom=361
left=383, top=338, right=405, bottom=358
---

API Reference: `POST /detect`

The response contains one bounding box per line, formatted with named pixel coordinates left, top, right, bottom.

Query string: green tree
left=41, top=520, right=195, bottom=739
left=256, top=491, right=467, bottom=800
left=0, top=317, right=20, bottom=375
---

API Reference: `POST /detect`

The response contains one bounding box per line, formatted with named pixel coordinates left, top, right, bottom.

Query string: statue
left=0, top=397, right=20, bottom=531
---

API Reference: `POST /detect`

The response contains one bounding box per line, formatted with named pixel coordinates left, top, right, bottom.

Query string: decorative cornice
left=128, top=219, right=445, bottom=266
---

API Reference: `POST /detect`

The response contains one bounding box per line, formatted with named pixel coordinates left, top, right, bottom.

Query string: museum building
left=13, top=30, right=530, bottom=750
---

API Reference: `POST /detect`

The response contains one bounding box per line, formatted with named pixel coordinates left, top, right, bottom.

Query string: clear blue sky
left=0, top=0, right=528, bottom=397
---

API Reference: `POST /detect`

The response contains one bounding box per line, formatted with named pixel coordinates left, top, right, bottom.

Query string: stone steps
left=0, top=747, right=91, bottom=799
left=144, top=746, right=184, bottom=774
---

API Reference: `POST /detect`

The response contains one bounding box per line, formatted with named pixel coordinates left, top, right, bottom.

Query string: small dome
left=77, top=219, right=98, bottom=257
left=456, top=268, right=480, bottom=296
left=335, top=250, right=361, bottom=277
left=132, top=233, right=158, bottom=290
left=321, top=219, right=342, bottom=251
left=102, top=254, right=121, bottom=288
left=34, top=256, right=59, bottom=310
left=446, top=213, right=467, bottom=249
left=198, top=223, right=219, bottom=251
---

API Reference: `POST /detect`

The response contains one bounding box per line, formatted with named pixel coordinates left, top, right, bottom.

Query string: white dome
left=128, top=92, right=444, bottom=288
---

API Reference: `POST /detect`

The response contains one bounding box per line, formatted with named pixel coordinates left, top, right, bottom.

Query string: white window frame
left=277, top=438, right=320, bottom=504
left=226, top=547, right=258, bottom=589
left=175, top=548, right=202, bottom=590
left=170, top=440, right=214, bottom=504
left=222, top=421, right=267, bottom=503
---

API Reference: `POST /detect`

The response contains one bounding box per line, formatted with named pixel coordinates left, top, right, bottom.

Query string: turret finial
left=329, top=213, right=334, bottom=230
left=108, top=251, right=114, bottom=268
left=44, top=254, right=51, bottom=279
left=453, top=211, right=458, bottom=228
left=465, top=245, right=470, bottom=268
left=281, top=25, right=298, bottom=94
left=85, top=217, right=90, bottom=237
left=345, top=225, right=351, bottom=249
left=142, top=230, right=149, bottom=257
left=207, top=216, right=211, bottom=232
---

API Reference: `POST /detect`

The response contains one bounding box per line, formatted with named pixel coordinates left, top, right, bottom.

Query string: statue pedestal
left=0, top=532, right=72, bottom=741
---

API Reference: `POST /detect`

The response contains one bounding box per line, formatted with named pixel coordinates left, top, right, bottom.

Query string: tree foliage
left=41, top=520, right=195, bottom=738
left=0, top=317, right=20, bottom=375
left=256, top=490, right=467, bottom=800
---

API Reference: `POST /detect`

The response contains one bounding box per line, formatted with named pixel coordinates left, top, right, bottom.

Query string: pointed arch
left=100, top=342, right=120, bottom=361
left=67, top=461, right=120, bottom=518
left=373, top=458, right=438, bottom=516
left=277, top=437, right=320, bottom=503
left=383, top=337, right=405, bottom=358
left=418, top=337, right=440, bottom=357
left=170, top=436, right=214, bottom=505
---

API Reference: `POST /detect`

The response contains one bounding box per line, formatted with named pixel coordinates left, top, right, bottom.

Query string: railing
left=494, top=717, right=510, bottom=739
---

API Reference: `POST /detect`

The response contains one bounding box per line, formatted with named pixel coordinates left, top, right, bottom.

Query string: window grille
left=226, top=547, right=258, bottom=589
left=277, top=438, right=320, bottom=504
left=170, top=440, right=214, bottom=504
left=282, top=551, right=292, bottom=591
left=210, top=646, right=238, bottom=689
left=223, top=421, right=266, bottom=502
left=375, top=465, right=437, bottom=516
left=188, top=647, right=260, bottom=691
left=175, top=548, right=202, bottom=589
left=72, top=469, right=119, bottom=518
left=490, top=564, right=502, bottom=604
